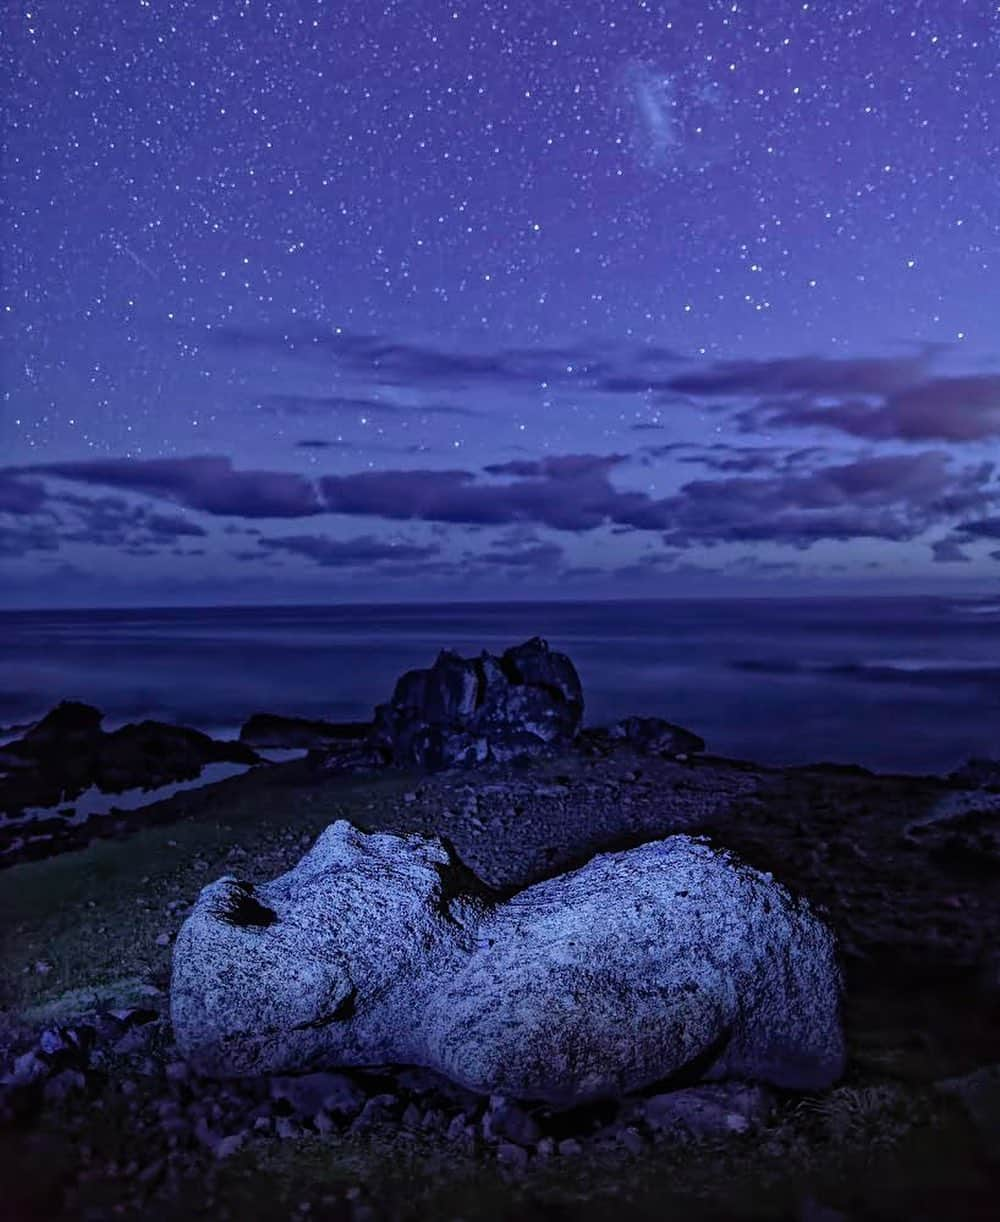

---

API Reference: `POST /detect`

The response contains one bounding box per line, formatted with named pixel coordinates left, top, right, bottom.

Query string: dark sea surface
left=1, top=596, right=999, bottom=775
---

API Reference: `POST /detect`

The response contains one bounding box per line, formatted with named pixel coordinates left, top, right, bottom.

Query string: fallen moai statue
left=171, top=821, right=844, bottom=1105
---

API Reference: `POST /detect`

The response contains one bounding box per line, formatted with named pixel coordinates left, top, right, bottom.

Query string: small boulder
left=643, top=1082, right=771, bottom=1137
left=269, top=1071, right=366, bottom=1119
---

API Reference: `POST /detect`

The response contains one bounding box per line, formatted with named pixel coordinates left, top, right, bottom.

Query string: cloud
left=640, top=442, right=829, bottom=474
left=669, top=352, right=1000, bottom=444
left=477, top=541, right=565, bottom=569
left=953, top=515, right=1000, bottom=540
left=319, top=460, right=656, bottom=532
left=295, top=439, right=361, bottom=450
left=213, top=323, right=690, bottom=402
left=669, top=353, right=928, bottom=398
left=655, top=450, right=999, bottom=550
left=9, top=445, right=998, bottom=565
left=482, top=454, right=628, bottom=479
left=12, top=456, right=324, bottom=519
left=215, top=324, right=622, bottom=389
left=256, top=534, right=440, bottom=568
left=0, top=474, right=47, bottom=515
left=0, top=523, right=60, bottom=558
left=931, top=538, right=971, bottom=564
left=260, top=393, right=476, bottom=418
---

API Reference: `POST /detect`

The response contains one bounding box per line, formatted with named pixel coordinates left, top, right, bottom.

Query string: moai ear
left=211, top=879, right=277, bottom=929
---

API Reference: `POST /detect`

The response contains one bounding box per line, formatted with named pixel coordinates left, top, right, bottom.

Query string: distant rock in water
left=21, top=700, right=104, bottom=743
left=369, top=637, right=584, bottom=770
left=239, top=713, right=371, bottom=752
left=0, top=701, right=258, bottom=817
left=171, top=821, right=845, bottom=1103
left=608, top=715, right=705, bottom=758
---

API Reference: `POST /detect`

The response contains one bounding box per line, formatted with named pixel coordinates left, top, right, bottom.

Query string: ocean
left=1, top=596, right=999, bottom=775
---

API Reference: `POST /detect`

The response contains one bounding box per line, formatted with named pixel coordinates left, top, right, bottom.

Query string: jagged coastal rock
left=171, top=820, right=845, bottom=1104
left=369, top=636, right=585, bottom=770
left=239, top=713, right=371, bottom=752
left=0, top=701, right=258, bottom=816
left=608, top=716, right=706, bottom=758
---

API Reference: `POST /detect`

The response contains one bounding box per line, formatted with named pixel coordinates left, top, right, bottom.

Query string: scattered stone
left=269, top=1072, right=364, bottom=1118
left=617, top=1126, right=644, bottom=1155
left=643, top=1083, right=771, bottom=1138
left=351, top=1094, right=398, bottom=1132
left=214, top=1132, right=247, bottom=1160
left=496, top=1142, right=529, bottom=1171
left=482, top=1095, right=541, bottom=1146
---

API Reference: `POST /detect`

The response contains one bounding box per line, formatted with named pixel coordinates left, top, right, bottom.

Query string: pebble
left=496, top=1142, right=529, bottom=1171
left=214, top=1132, right=247, bottom=1160
left=482, top=1095, right=541, bottom=1146
left=617, top=1126, right=644, bottom=1155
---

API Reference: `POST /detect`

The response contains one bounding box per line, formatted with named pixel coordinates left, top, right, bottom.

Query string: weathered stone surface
left=171, top=821, right=845, bottom=1104
left=368, top=637, right=584, bottom=771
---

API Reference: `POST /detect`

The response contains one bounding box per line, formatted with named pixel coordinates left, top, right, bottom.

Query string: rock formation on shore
left=239, top=713, right=371, bottom=752
left=369, top=636, right=585, bottom=771
left=171, top=820, right=845, bottom=1104
left=0, top=701, right=258, bottom=817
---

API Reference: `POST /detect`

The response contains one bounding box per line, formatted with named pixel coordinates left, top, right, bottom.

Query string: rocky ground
left=1, top=739, right=999, bottom=1220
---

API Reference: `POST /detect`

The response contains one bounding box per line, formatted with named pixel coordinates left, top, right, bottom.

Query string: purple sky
left=4, top=0, right=1000, bottom=606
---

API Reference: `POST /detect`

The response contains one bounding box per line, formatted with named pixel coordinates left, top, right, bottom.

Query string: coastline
left=1, top=724, right=998, bottom=1218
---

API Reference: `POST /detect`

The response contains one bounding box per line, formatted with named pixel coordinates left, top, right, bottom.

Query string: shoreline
left=1, top=733, right=998, bottom=1218
left=1, top=646, right=998, bottom=1218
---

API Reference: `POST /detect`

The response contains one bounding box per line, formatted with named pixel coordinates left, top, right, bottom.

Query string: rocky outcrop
left=0, top=702, right=258, bottom=817
left=171, top=821, right=845, bottom=1104
left=368, top=637, right=584, bottom=771
left=608, top=716, right=705, bottom=758
left=239, top=714, right=371, bottom=752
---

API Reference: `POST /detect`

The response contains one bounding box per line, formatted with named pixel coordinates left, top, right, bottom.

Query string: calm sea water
left=1, top=597, right=999, bottom=775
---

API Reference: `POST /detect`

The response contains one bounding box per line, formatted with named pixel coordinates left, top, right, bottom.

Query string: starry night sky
left=4, top=0, right=1000, bottom=607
